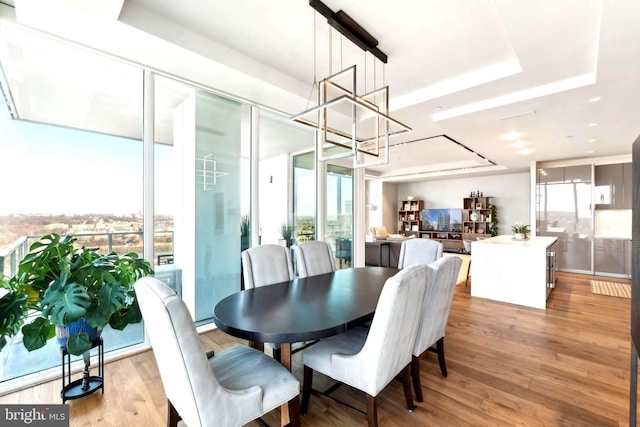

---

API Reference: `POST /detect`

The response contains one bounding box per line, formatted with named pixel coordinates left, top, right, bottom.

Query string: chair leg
left=301, top=365, right=313, bottom=414
left=411, top=355, right=424, bottom=403
left=401, top=364, right=415, bottom=411
left=436, top=337, right=448, bottom=377
left=365, top=394, right=378, bottom=427
left=288, top=394, right=301, bottom=427
left=167, top=399, right=181, bottom=427
left=465, top=258, right=471, bottom=286
left=273, top=347, right=282, bottom=363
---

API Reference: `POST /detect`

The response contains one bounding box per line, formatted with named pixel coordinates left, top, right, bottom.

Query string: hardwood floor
left=0, top=272, right=632, bottom=426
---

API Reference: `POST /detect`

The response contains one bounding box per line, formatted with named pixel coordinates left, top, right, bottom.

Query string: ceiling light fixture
left=589, top=122, right=599, bottom=127
left=510, top=140, right=528, bottom=149
left=290, top=0, right=412, bottom=169
left=589, top=96, right=601, bottom=102
left=499, top=110, right=536, bottom=121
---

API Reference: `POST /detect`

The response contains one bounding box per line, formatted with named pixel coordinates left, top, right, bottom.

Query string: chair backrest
left=242, top=244, right=294, bottom=289
left=370, top=226, right=389, bottom=240
left=412, top=256, right=462, bottom=357
left=335, top=264, right=429, bottom=396
left=134, top=277, right=262, bottom=427
left=463, top=240, right=472, bottom=254
left=397, top=238, right=444, bottom=269
left=295, top=240, right=336, bottom=278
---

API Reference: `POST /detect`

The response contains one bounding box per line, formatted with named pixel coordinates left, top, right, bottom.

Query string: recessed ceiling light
left=589, top=139, right=596, bottom=143
left=517, top=148, right=534, bottom=155
left=502, top=132, right=523, bottom=141
left=589, top=122, right=599, bottom=127
left=589, top=97, right=601, bottom=102
left=510, top=140, right=528, bottom=149
left=587, top=150, right=595, bottom=154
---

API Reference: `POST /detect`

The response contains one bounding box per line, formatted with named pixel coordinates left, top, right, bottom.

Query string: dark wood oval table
left=213, top=266, right=398, bottom=371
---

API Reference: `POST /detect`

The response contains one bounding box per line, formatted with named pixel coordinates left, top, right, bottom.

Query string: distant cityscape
left=0, top=214, right=174, bottom=256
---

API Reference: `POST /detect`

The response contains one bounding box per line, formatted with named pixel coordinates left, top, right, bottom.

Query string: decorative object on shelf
left=470, top=211, right=479, bottom=221
left=0, top=233, right=154, bottom=356
left=511, top=223, right=530, bottom=240
left=407, top=195, right=415, bottom=201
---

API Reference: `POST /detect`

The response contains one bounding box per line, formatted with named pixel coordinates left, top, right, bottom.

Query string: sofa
left=366, top=226, right=415, bottom=268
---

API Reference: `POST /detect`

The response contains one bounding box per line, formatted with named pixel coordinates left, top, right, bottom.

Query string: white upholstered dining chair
left=294, top=240, right=336, bottom=278
left=134, top=276, right=301, bottom=427
left=241, top=244, right=295, bottom=361
left=397, top=238, right=444, bottom=269
left=301, top=264, right=429, bottom=427
left=241, top=244, right=294, bottom=289
left=410, top=256, right=462, bottom=402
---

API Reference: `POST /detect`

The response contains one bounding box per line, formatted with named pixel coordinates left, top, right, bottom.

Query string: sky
left=0, top=109, right=175, bottom=216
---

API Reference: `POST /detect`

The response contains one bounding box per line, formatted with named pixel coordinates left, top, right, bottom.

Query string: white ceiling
left=7, top=0, right=640, bottom=181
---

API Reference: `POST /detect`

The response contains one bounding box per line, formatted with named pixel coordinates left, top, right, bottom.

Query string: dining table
left=212, top=266, right=398, bottom=371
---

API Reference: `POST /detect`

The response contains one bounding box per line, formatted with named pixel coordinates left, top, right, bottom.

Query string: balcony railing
left=0, top=231, right=174, bottom=278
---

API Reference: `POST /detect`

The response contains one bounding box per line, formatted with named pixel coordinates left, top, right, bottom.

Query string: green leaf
left=67, top=332, right=92, bottom=355
left=97, top=281, right=126, bottom=320
left=0, top=291, right=28, bottom=338
left=22, top=317, right=53, bottom=352
left=83, top=306, right=107, bottom=329
left=109, top=301, right=142, bottom=330
left=41, top=281, right=90, bottom=325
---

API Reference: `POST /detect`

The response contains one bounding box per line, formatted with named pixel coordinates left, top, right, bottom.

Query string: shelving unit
left=398, top=199, right=423, bottom=235
left=420, top=230, right=464, bottom=252
left=463, top=196, right=494, bottom=241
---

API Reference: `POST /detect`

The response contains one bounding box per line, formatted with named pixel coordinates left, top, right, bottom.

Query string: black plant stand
left=61, top=338, right=104, bottom=403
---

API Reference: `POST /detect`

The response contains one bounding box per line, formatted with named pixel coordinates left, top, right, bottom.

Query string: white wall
left=259, top=154, right=290, bottom=244
left=396, top=172, right=530, bottom=236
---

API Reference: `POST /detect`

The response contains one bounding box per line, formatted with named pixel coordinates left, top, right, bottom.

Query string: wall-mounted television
left=422, top=208, right=463, bottom=232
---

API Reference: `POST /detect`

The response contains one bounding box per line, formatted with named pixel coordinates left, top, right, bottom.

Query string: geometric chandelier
left=289, top=0, right=412, bottom=169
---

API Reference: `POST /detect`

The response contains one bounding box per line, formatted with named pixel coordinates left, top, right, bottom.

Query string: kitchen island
left=471, top=235, right=558, bottom=309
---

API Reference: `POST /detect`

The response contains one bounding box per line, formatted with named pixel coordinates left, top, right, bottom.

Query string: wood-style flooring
left=0, top=272, right=632, bottom=426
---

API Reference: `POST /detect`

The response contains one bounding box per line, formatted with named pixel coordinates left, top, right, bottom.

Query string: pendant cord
left=364, top=51, right=367, bottom=94
left=305, top=12, right=319, bottom=111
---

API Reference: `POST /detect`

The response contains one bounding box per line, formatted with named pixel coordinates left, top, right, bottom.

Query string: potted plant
left=280, top=222, right=295, bottom=248
left=241, top=214, right=250, bottom=251
left=511, top=223, right=530, bottom=240
left=489, top=204, right=499, bottom=237
left=0, top=233, right=153, bottom=355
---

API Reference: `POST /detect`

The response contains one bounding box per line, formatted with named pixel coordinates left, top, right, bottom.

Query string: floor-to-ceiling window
left=153, top=75, right=251, bottom=323
left=0, top=23, right=145, bottom=382
left=327, top=164, right=353, bottom=269
left=293, top=151, right=316, bottom=243
left=258, top=110, right=315, bottom=246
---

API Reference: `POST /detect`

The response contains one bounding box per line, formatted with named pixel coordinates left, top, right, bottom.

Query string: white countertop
left=474, top=235, right=558, bottom=248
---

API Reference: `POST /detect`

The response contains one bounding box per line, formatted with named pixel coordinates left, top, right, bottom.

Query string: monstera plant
left=0, top=233, right=153, bottom=355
